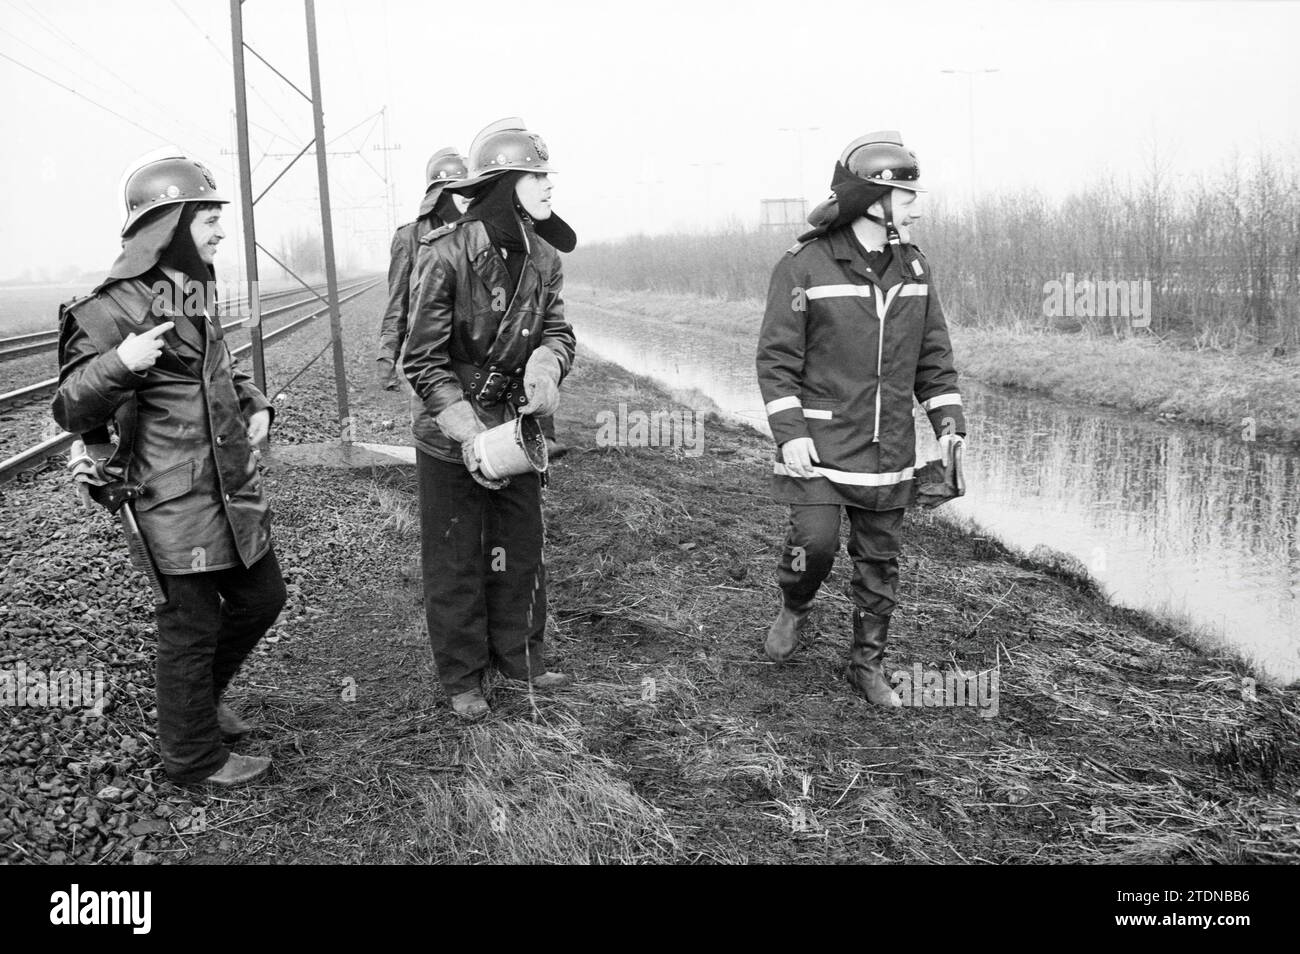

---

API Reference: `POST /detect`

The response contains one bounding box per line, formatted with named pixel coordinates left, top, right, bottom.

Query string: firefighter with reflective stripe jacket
left=754, top=130, right=968, bottom=707
left=376, top=147, right=468, bottom=389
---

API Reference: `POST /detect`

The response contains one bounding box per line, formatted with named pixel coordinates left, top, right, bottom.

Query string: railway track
left=0, top=277, right=377, bottom=413
left=0, top=278, right=381, bottom=483
left=0, top=278, right=374, bottom=362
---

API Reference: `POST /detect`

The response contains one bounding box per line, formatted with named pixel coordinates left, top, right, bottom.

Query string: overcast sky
left=1, top=0, right=1297, bottom=282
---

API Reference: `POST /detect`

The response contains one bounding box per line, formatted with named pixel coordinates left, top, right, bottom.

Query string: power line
left=327, top=110, right=382, bottom=149
left=168, top=0, right=301, bottom=145
left=0, top=48, right=200, bottom=147
left=3, top=1, right=227, bottom=156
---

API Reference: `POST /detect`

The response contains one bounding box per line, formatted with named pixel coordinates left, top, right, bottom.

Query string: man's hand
left=938, top=433, right=965, bottom=466
left=781, top=437, right=820, bottom=478
left=66, top=439, right=113, bottom=508
left=247, top=408, right=271, bottom=447
left=518, top=348, right=561, bottom=417
left=376, top=356, right=399, bottom=391
left=435, top=401, right=485, bottom=444
left=116, top=321, right=174, bottom=373
left=461, top=438, right=510, bottom=490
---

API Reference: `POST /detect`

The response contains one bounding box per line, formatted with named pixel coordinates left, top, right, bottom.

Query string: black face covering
left=98, top=204, right=184, bottom=293
left=157, top=202, right=218, bottom=319
left=462, top=172, right=529, bottom=252
left=431, top=190, right=461, bottom=227
left=532, top=206, right=576, bottom=254
left=459, top=172, right=577, bottom=255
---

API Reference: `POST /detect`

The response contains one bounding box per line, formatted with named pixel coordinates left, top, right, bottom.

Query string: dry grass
left=954, top=325, right=1300, bottom=444
left=163, top=355, right=1298, bottom=866
left=402, top=715, right=678, bottom=864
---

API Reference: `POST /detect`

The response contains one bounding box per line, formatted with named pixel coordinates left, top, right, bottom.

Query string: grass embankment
left=192, top=356, right=1296, bottom=864
left=567, top=284, right=1300, bottom=445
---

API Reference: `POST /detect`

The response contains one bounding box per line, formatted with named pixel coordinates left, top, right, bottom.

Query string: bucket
left=473, top=414, right=549, bottom=481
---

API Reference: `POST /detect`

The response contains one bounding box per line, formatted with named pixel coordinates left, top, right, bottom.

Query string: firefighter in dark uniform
left=379, top=146, right=569, bottom=457
left=756, top=131, right=967, bottom=707
left=53, top=152, right=285, bottom=784
left=404, top=118, right=578, bottom=719
left=376, top=147, right=468, bottom=390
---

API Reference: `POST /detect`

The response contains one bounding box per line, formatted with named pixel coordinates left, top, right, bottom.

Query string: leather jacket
left=51, top=275, right=275, bottom=573
left=377, top=217, right=438, bottom=365
left=403, top=218, right=576, bottom=462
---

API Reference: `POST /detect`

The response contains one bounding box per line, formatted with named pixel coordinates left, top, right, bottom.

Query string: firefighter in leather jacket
left=52, top=152, right=284, bottom=786
left=376, top=147, right=468, bottom=390
left=404, top=118, right=578, bottom=720
left=755, top=131, right=967, bottom=707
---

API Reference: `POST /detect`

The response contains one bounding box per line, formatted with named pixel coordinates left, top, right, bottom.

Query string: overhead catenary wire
left=0, top=48, right=215, bottom=153
left=167, top=0, right=303, bottom=147
left=2, top=1, right=230, bottom=157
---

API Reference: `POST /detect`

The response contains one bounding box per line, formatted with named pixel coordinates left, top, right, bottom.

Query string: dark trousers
left=154, top=548, right=286, bottom=782
left=776, top=505, right=906, bottom=617
left=417, top=450, right=547, bottom=696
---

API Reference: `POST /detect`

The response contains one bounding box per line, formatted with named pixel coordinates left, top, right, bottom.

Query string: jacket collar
left=827, top=226, right=906, bottom=290
left=462, top=218, right=538, bottom=306
left=102, top=277, right=205, bottom=376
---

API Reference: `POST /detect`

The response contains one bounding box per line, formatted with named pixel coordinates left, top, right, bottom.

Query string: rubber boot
left=848, top=608, right=902, bottom=707
left=764, top=600, right=813, bottom=662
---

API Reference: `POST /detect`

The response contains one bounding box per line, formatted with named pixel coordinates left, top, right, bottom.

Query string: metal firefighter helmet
left=425, top=147, right=468, bottom=187
left=120, top=150, right=229, bottom=236
left=839, top=130, right=924, bottom=192
left=448, top=117, right=557, bottom=192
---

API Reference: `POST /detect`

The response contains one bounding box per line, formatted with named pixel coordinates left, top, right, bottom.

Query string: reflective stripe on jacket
left=755, top=228, right=965, bottom=511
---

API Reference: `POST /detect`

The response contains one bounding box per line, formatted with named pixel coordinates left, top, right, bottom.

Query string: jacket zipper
left=873, top=319, right=883, bottom=442
left=872, top=284, right=902, bottom=443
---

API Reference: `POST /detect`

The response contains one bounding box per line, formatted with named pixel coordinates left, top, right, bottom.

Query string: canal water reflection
left=568, top=295, right=1300, bottom=684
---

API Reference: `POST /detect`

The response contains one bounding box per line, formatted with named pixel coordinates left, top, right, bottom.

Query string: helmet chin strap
left=865, top=190, right=903, bottom=246
left=865, top=188, right=923, bottom=277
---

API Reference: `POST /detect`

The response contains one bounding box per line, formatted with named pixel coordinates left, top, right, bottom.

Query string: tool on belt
left=94, top=476, right=168, bottom=605
left=67, top=442, right=167, bottom=605
left=119, top=500, right=167, bottom=605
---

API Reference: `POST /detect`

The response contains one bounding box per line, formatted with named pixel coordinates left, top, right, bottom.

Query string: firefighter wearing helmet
left=403, top=118, right=578, bottom=720
left=376, top=146, right=469, bottom=390
left=755, top=130, right=968, bottom=707
left=53, top=149, right=285, bottom=785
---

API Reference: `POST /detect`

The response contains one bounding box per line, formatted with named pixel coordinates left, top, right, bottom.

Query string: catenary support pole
left=229, top=0, right=266, bottom=393
left=304, top=0, right=352, bottom=442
